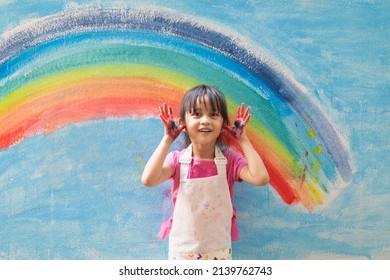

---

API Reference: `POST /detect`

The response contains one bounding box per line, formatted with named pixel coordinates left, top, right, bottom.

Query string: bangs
left=182, top=85, right=224, bottom=115
left=187, top=91, right=222, bottom=114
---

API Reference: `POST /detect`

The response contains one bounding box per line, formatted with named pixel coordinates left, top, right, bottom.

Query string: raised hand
left=224, top=103, right=251, bottom=141
left=159, top=103, right=185, bottom=140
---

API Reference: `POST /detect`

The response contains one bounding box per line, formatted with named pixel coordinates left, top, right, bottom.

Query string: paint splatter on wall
left=0, top=1, right=389, bottom=260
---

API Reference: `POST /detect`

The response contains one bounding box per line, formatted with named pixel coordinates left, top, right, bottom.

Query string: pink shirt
left=158, top=148, right=247, bottom=241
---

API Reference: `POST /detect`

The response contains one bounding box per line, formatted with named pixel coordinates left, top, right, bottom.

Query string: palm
left=225, top=103, right=251, bottom=140
left=159, top=103, right=185, bottom=140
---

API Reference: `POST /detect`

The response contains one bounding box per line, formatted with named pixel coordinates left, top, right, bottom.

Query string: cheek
left=213, top=123, right=223, bottom=135
left=217, top=118, right=224, bottom=129
left=185, top=120, right=198, bottom=132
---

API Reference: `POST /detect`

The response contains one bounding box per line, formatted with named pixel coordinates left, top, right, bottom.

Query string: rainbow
left=0, top=9, right=352, bottom=209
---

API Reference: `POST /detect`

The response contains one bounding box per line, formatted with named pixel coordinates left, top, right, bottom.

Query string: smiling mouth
left=199, top=128, right=212, bottom=132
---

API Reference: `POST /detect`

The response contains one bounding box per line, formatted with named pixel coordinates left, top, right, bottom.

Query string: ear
left=178, top=117, right=187, bottom=131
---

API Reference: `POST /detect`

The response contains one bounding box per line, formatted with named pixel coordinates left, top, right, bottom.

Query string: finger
left=223, top=124, right=232, bottom=132
left=163, top=103, right=168, bottom=113
left=160, top=103, right=166, bottom=116
left=159, top=106, right=167, bottom=121
left=177, top=124, right=186, bottom=133
left=242, top=113, right=251, bottom=125
left=236, top=104, right=241, bottom=119
left=168, top=106, right=173, bottom=119
left=242, top=106, right=251, bottom=125
left=244, top=105, right=251, bottom=116
left=238, top=103, right=245, bottom=118
left=159, top=113, right=168, bottom=125
left=163, top=103, right=172, bottom=120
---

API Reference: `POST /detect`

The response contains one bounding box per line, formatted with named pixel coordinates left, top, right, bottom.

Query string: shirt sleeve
left=225, top=149, right=248, bottom=182
left=165, top=150, right=185, bottom=180
left=164, top=151, right=176, bottom=179
left=164, top=150, right=183, bottom=208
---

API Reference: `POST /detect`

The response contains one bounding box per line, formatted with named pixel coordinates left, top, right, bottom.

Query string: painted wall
left=0, top=0, right=388, bottom=259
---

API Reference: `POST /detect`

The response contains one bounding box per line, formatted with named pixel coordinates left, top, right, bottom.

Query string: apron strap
left=179, top=144, right=227, bottom=180
left=179, top=144, right=193, bottom=180
left=214, top=146, right=227, bottom=177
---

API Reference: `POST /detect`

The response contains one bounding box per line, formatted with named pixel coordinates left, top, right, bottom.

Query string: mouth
left=199, top=128, right=212, bottom=133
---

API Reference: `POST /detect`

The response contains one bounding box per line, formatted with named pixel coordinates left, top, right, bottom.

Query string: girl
left=141, top=85, right=269, bottom=260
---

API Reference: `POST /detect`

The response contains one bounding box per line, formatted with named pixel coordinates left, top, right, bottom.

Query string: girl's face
left=183, top=96, right=224, bottom=147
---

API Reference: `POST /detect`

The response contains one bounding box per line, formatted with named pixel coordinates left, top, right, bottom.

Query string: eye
left=211, top=112, right=219, bottom=117
left=190, top=111, right=201, bottom=117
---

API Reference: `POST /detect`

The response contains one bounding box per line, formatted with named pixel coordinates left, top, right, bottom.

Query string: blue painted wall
left=0, top=0, right=389, bottom=259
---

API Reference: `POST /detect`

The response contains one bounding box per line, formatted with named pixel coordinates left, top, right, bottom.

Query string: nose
left=200, top=115, right=210, bottom=125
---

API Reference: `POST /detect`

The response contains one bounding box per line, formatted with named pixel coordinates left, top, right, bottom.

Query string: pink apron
left=168, top=144, right=233, bottom=260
